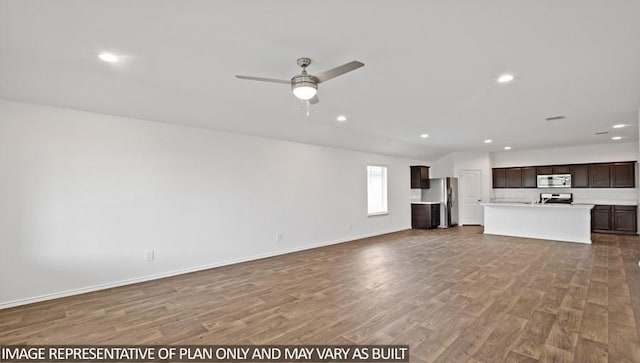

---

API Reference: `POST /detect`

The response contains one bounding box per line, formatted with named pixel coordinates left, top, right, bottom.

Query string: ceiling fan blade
left=314, top=61, right=365, bottom=83
left=235, top=75, right=290, bottom=84
left=309, top=95, right=319, bottom=105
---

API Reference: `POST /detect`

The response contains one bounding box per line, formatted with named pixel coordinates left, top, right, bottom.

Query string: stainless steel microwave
left=537, top=174, right=571, bottom=188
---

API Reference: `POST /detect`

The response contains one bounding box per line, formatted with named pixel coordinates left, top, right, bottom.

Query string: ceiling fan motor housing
left=291, top=74, right=318, bottom=90
left=292, top=57, right=318, bottom=92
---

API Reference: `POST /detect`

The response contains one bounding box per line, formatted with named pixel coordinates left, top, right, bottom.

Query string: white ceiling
left=1, top=1, right=639, bottom=160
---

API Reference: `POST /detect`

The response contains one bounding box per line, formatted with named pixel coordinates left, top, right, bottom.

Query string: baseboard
left=0, top=226, right=410, bottom=310
left=592, top=229, right=638, bottom=235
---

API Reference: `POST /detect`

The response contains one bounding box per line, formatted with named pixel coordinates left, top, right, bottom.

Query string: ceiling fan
left=236, top=57, right=365, bottom=105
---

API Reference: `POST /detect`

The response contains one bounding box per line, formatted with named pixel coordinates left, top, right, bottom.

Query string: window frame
left=366, top=164, right=389, bottom=216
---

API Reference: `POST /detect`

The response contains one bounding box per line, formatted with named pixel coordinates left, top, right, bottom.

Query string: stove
left=540, top=193, right=573, bottom=204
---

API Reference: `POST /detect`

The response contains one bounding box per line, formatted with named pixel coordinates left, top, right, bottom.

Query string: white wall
left=430, top=151, right=492, bottom=224
left=0, top=99, right=419, bottom=308
left=491, top=142, right=638, bottom=168
left=429, top=153, right=454, bottom=178
left=492, top=188, right=638, bottom=205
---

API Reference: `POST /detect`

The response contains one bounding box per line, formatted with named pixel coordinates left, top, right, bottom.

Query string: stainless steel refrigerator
left=421, top=177, right=458, bottom=228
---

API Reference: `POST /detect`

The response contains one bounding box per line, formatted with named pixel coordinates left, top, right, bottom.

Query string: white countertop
left=481, top=202, right=594, bottom=209
left=576, top=200, right=638, bottom=206
left=411, top=201, right=440, bottom=205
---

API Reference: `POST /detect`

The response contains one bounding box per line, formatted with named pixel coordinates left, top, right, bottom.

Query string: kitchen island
left=481, top=202, right=595, bottom=244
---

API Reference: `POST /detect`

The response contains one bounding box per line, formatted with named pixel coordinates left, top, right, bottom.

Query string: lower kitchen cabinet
left=411, top=203, right=441, bottom=229
left=591, top=205, right=637, bottom=235
left=614, top=205, right=637, bottom=233
left=591, top=205, right=613, bottom=232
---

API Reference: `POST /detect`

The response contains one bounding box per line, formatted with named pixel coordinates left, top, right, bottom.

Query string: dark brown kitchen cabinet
left=591, top=205, right=637, bottom=235
left=552, top=165, right=571, bottom=174
left=590, top=164, right=612, bottom=188
left=522, top=167, right=537, bottom=188
left=493, top=168, right=506, bottom=188
left=537, top=166, right=553, bottom=175
left=492, top=161, right=635, bottom=189
left=611, top=162, right=635, bottom=188
left=591, top=205, right=613, bottom=232
left=410, top=166, right=430, bottom=189
left=411, top=203, right=440, bottom=229
left=571, top=164, right=590, bottom=188
left=589, top=162, right=636, bottom=188
left=506, top=168, right=523, bottom=188
left=613, top=206, right=637, bottom=233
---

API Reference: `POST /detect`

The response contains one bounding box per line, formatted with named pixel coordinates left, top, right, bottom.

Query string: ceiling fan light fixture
left=292, top=84, right=317, bottom=100
left=291, top=72, right=318, bottom=100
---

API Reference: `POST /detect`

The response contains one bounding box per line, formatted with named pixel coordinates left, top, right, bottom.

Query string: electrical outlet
left=348, top=224, right=353, bottom=231
left=144, top=250, right=155, bottom=261
left=275, top=233, right=282, bottom=241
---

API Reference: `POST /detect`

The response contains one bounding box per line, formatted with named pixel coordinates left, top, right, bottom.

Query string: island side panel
left=483, top=204, right=592, bottom=244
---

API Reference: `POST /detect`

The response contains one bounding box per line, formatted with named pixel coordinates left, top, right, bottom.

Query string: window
left=367, top=165, right=388, bottom=215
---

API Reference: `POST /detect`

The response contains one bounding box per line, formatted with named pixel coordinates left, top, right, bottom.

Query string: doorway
left=459, top=169, right=483, bottom=225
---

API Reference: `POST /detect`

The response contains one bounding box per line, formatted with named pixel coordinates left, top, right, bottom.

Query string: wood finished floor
left=2, top=226, right=640, bottom=362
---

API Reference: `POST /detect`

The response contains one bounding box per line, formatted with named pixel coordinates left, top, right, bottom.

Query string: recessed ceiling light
left=612, top=136, right=622, bottom=140
left=98, top=52, right=119, bottom=63
left=497, top=74, right=514, bottom=83
left=420, top=134, right=429, bottom=138
left=484, top=139, right=493, bottom=143
left=336, top=115, right=347, bottom=122
left=613, top=124, right=625, bottom=128
left=504, top=146, right=512, bottom=150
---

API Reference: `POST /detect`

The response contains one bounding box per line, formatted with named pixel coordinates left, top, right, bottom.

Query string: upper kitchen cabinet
left=410, top=166, right=430, bottom=189
left=590, top=162, right=635, bottom=188
left=571, top=164, right=590, bottom=188
left=611, top=162, right=635, bottom=188
left=537, top=166, right=553, bottom=175
left=505, top=168, right=523, bottom=188
left=590, top=164, right=612, bottom=188
left=552, top=165, right=571, bottom=174
left=492, top=168, right=506, bottom=188
left=537, top=165, right=570, bottom=174
left=522, top=167, right=537, bottom=188
left=492, top=161, right=635, bottom=189
left=494, top=167, right=533, bottom=188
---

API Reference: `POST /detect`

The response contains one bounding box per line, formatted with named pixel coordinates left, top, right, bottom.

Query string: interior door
left=459, top=169, right=483, bottom=225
